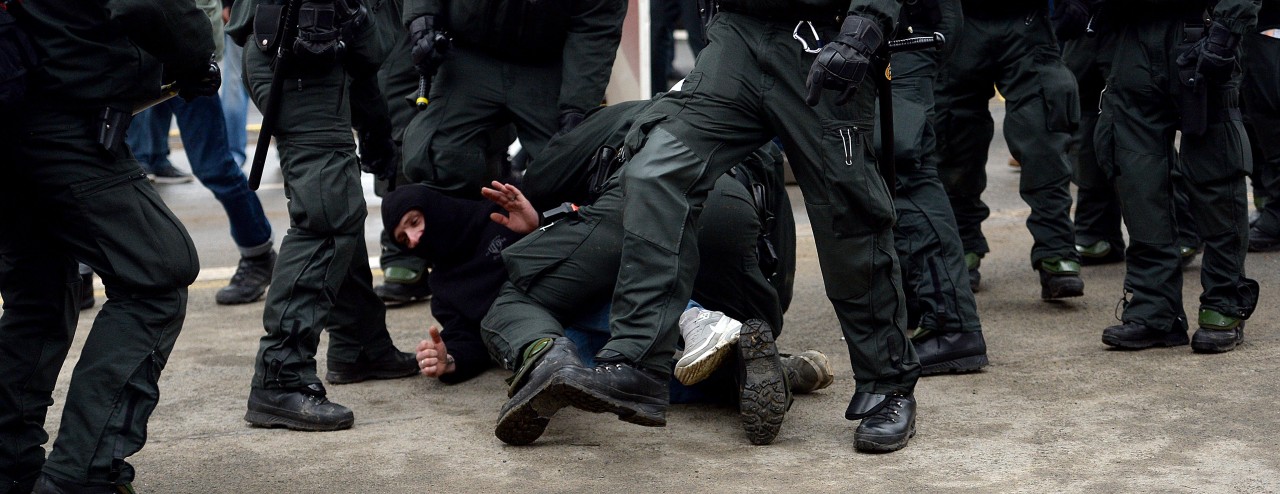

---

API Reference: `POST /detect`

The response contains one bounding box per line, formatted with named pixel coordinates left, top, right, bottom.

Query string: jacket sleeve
left=558, top=0, right=627, bottom=115
left=847, top=0, right=903, bottom=35
left=109, top=0, right=215, bottom=74
left=402, top=0, right=445, bottom=28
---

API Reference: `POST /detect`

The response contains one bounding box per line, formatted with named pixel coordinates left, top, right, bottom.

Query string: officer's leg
left=1093, top=26, right=1187, bottom=344
left=1180, top=91, right=1256, bottom=352
left=18, top=113, right=198, bottom=484
left=324, top=226, right=415, bottom=382
left=508, top=60, right=561, bottom=161
left=691, top=173, right=783, bottom=334
left=1242, top=31, right=1280, bottom=245
left=401, top=47, right=507, bottom=197
left=994, top=14, right=1080, bottom=273
left=0, top=181, right=77, bottom=491
left=604, top=12, right=771, bottom=375
left=1066, top=37, right=1126, bottom=262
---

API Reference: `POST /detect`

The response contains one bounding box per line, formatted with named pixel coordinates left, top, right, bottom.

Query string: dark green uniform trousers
left=482, top=173, right=785, bottom=371
left=1064, top=34, right=1125, bottom=250
left=934, top=10, right=1080, bottom=268
left=606, top=12, right=917, bottom=394
left=1243, top=30, right=1280, bottom=234
left=243, top=32, right=400, bottom=391
left=1094, top=15, right=1258, bottom=330
left=883, top=44, right=982, bottom=334
left=0, top=110, right=199, bottom=486
left=400, top=46, right=561, bottom=197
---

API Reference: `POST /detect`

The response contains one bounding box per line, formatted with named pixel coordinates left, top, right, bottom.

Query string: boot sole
left=382, top=294, right=431, bottom=308
left=1102, top=334, right=1189, bottom=350
left=325, top=366, right=420, bottom=385
left=1191, top=329, right=1244, bottom=354
left=738, top=319, right=788, bottom=446
left=244, top=409, right=353, bottom=432
left=559, top=382, right=667, bottom=427
left=855, top=418, right=916, bottom=453
left=495, top=374, right=575, bottom=445
left=215, top=290, right=266, bottom=305
left=1041, top=279, right=1084, bottom=299
left=674, top=323, right=740, bottom=386
left=920, top=354, right=989, bottom=376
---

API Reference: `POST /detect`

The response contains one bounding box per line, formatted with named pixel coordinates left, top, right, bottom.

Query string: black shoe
left=374, top=278, right=432, bottom=307
left=1192, top=309, right=1245, bottom=353
left=325, top=347, right=419, bottom=385
left=1102, top=321, right=1189, bottom=350
left=559, top=351, right=669, bottom=427
left=32, top=474, right=135, bottom=494
left=781, top=350, right=834, bottom=394
left=1076, top=240, right=1125, bottom=266
left=244, top=383, right=354, bottom=431
left=913, top=331, right=989, bottom=376
left=736, top=319, right=789, bottom=445
left=148, top=165, right=194, bottom=184
left=848, top=393, right=917, bottom=453
left=1248, top=226, right=1280, bottom=252
left=78, top=271, right=95, bottom=311
left=216, top=250, right=275, bottom=305
left=1038, top=257, right=1084, bottom=300
left=495, top=337, right=586, bottom=445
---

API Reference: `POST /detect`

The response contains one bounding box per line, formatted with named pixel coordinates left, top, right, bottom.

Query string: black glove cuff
left=409, top=14, right=437, bottom=42
left=834, top=15, right=884, bottom=56
left=1205, top=22, right=1239, bottom=54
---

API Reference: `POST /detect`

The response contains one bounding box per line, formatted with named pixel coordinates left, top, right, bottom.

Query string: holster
left=254, top=4, right=286, bottom=53
left=95, top=106, right=132, bottom=152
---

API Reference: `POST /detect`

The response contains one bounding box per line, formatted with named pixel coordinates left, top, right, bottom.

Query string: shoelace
left=870, top=398, right=904, bottom=423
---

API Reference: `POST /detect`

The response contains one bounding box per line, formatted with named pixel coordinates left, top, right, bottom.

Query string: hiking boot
left=148, top=165, right=194, bottom=184
left=78, top=271, right=95, bottom=311
left=1248, top=225, right=1280, bottom=252
left=781, top=350, right=834, bottom=394
left=848, top=393, right=916, bottom=453
left=325, top=347, right=419, bottom=384
left=375, top=266, right=431, bottom=307
left=1037, top=257, right=1084, bottom=300
left=1191, top=309, right=1245, bottom=353
left=32, top=474, right=136, bottom=494
left=561, top=351, right=668, bottom=427
left=1179, top=245, right=1202, bottom=268
left=964, top=252, right=982, bottom=292
left=244, top=383, right=354, bottom=431
left=673, top=307, right=742, bottom=385
left=1102, top=321, right=1189, bottom=350
left=912, top=330, right=988, bottom=376
left=495, top=337, right=586, bottom=445
left=216, top=250, right=275, bottom=305
left=1076, top=240, right=1125, bottom=266
left=736, top=319, right=788, bottom=445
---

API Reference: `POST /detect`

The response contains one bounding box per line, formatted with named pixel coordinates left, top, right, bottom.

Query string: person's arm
left=109, top=0, right=215, bottom=76
left=557, top=0, right=627, bottom=121
left=402, top=0, right=445, bottom=28
left=846, top=0, right=902, bottom=35
left=1212, top=0, right=1262, bottom=36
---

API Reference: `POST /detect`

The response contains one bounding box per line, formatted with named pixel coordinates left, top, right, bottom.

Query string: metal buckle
left=792, top=21, right=822, bottom=54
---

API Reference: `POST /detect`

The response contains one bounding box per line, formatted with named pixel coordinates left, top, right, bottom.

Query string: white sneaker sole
left=674, top=318, right=742, bottom=385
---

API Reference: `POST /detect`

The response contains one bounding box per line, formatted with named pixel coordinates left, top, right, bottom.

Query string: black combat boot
left=1191, top=309, right=1245, bottom=353
left=562, top=350, right=669, bottom=427
left=1076, top=239, right=1125, bottom=266
left=495, top=337, right=589, bottom=445
left=1102, top=321, right=1189, bottom=350
left=32, top=474, right=135, bottom=494
left=374, top=267, right=431, bottom=307
left=781, top=350, right=834, bottom=394
left=735, top=319, right=789, bottom=445
left=1038, top=257, right=1084, bottom=299
left=912, top=330, right=989, bottom=376
left=244, top=383, right=354, bottom=431
left=325, top=347, right=419, bottom=385
left=216, top=250, right=275, bottom=305
left=1248, top=225, right=1280, bottom=252
left=847, top=392, right=916, bottom=453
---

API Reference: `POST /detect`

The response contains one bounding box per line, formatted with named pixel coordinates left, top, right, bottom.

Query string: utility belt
left=714, top=4, right=843, bottom=25
left=254, top=0, right=368, bottom=68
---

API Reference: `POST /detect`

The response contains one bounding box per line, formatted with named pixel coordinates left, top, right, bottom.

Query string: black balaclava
left=380, top=184, right=494, bottom=263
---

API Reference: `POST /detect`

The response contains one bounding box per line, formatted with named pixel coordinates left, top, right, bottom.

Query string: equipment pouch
left=1035, top=54, right=1080, bottom=133
left=254, top=4, right=286, bottom=53
left=1, top=2, right=39, bottom=109
left=294, top=1, right=344, bottom=64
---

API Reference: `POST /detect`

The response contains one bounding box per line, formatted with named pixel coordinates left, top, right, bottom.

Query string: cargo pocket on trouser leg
left=1036, top=56, right=1081, bottom=134
left=819, top=122, right=896, bottom=239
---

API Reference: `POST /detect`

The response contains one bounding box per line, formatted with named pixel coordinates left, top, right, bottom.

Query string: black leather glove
left=409, top=15, right=450, bottom=76
left=172, top=60, right=222, bottom=102
left=1177, top=22, right=1240, bottom=84
left=358, top=129, right=399, bottom=182
left=553, top=110, right=586, bottom=138
left=804, top=15, right=882, bottom=107
left=1051, top=0, right=1091, bottom=41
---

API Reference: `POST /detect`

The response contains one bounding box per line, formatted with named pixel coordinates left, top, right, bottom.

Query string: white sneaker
left=674, top=307, right=742, bottom=385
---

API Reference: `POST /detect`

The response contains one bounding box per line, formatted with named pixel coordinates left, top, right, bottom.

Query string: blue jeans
left=128, top=95, right=273, bottom=254
left=221, top=35, right=250, bottom=168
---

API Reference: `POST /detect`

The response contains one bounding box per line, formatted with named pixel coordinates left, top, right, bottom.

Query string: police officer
left=1245, top=0, right=1280, bottom=251
left=933, top=0, right=1085, bottom=299
left=0, top=1, right=215, bottom=491
left=371, top=0, right=628, bottom=301
left=512, top=0, right=918, bottom=453
left=1094, top=0, right=1260, bottom=353
left=226, top=0, right=419, bottom=431
left=882, top=0, right=990, bottom=375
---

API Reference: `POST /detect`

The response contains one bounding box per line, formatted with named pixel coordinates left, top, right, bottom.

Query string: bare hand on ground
left=416, top=326, right=455, bottom=377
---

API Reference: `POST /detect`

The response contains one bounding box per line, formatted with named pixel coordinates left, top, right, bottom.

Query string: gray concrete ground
left=26, top=95, right=1280, bottom=492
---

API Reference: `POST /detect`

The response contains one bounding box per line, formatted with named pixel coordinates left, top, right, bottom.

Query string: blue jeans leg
left=221, top=35, right=250, bottom=168
left=124, top=106, right=175, bottom=173
left=168, top=95, right=273, bottom=253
